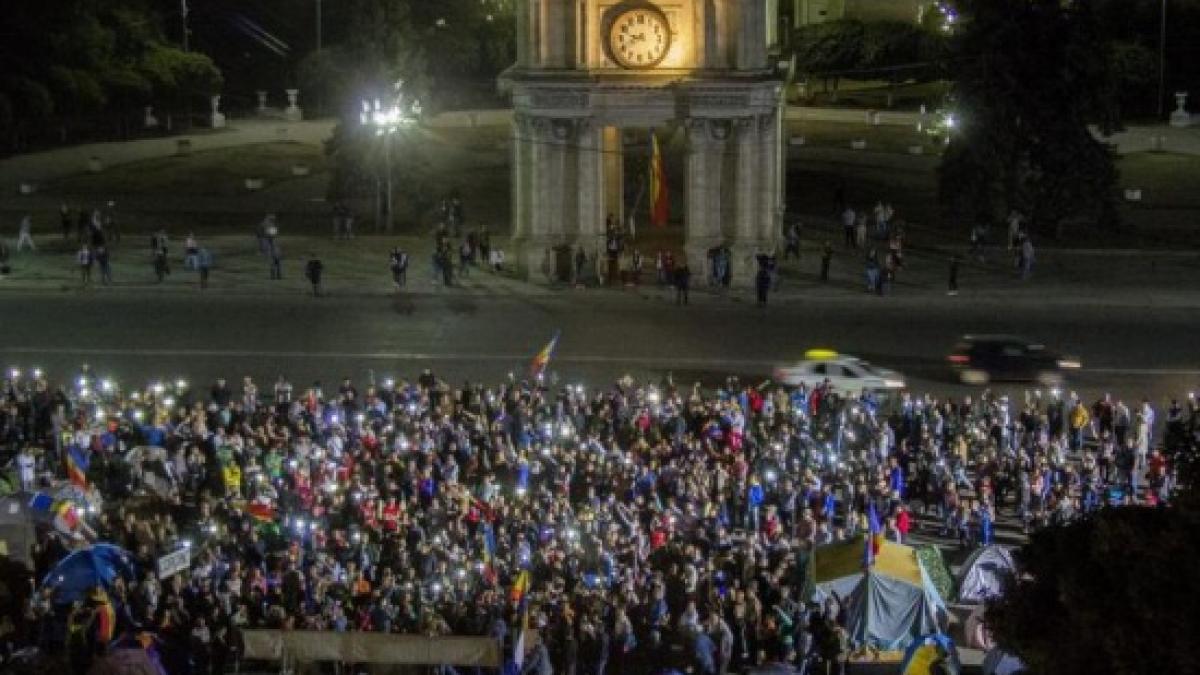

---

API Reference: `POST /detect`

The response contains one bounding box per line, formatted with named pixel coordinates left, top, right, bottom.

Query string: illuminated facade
left=503, top=0, right=784, bottom=283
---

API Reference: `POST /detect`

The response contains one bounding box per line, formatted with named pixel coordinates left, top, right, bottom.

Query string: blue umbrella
left=41, top=543, right=138, bottom=605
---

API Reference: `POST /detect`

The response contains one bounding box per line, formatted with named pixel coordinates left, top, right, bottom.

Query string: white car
left=773, top=349, right=906, bottom=394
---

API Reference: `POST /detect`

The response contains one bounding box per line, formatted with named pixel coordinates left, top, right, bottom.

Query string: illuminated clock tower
left=503, top=0, right=784, bottom=284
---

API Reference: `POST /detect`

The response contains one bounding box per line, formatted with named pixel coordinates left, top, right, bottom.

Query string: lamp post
left=1157, top=0, right=1167, bottom=119
left=360, top=82, right=421, bottom=232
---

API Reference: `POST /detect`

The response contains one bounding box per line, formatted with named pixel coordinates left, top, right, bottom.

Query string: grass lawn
left=786, top=119, right=944, bottom=155
left=789, top=79, right=951, bottom=111
left=46, top=142, right=327, bottom=198
left=15, top=121, right=1198, bottom=250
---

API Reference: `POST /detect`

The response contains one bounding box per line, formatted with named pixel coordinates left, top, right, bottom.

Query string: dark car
left=947, top=335, right=1081, bottom=385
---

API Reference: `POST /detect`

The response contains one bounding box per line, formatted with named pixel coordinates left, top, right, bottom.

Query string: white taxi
left=772, top=349, right=907, bottom=394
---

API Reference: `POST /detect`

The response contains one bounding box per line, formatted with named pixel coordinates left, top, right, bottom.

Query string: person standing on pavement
left=674, top=262, right=690, bottom=305
left=60, top=204, right=72, bottom=241
left=95, top=245, right=113, bottom=285
left=1020, top=236, right=1034, bottom=279
left=197, top=247, right=212, bottom=290
left=820, top=242, right=832, bottom=282
left=947, top=255, right=960, bottom=296
left=152, top=231, right=170, bottom=283
left=784, top=222, right=801, bottom=260
left=77, top=244, right=93, bottom=285
left=16, top=215, right=36, bottom=252
left=269, top=239, right=283, bottom=280
left=389, top=247, right=408, bottom=288
left=103, top=201, right=119, bottom=243
left=305, top=255, right=324, bottom=296
left=184, top=233, right=199, bottom=270
left=756, top=263, right=771, bottom=307
left=841, top=207, right=856, bottom=248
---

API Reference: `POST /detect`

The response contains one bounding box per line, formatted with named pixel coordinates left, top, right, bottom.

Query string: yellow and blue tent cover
left=899, top=633, right=962, bottom=675
left=810, top=534, right=947, bottom=652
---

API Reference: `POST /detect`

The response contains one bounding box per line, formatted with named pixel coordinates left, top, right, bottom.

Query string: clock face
left=608, top=6, right=672, bottom=69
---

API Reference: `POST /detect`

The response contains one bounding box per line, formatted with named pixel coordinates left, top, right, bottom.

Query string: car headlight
left=882, top=379, right=906, bottom=389
left=1057, top=359, right=1081, bottom=369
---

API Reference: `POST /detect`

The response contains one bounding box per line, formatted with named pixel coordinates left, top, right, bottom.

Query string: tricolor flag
left=92, top=587, right=117, bottom=644
left=513, top=604, right=531, bottom=670
left=481, top=523, right=498, bottom=585
left=244, top=498, right=276, bottom=523
left=53, top=499, right=81, bottom=534
left=864, top=502, right=883, bottom=567
left=530, top=331, right=560, bottom=380
left=649, top=131, right=669, bottom=228
left=66, top=444, right=90, bottom=488
left=29, top=493, right=81, bottom=534
left=509, top=569, right=531, bottom=608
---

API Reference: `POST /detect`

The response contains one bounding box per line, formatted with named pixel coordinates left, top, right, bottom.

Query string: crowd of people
left=2, top=363, right=1195, bottom=675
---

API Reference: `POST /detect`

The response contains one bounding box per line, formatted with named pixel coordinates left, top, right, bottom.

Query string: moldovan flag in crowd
left=649, top=131, right=669, bottom=227
left=513, top=604, right=531, bottom=670
left=481, top=523, right=498, bottom=585
left=244, top=497, right=276, bottom=523
left=66, top=444, right=90, bottom=487
left=864, top=502, right=883, bottom=567
left=29, top=493, right=80, bottom=534
left=510, top=569, right=531, bottom=608
left=92, top=587, right=117, bottom=644
left=530, top=331, right=561, bottom=379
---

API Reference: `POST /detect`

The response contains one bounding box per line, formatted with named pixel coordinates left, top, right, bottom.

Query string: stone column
left=511, top=114, right=532, bottom=240
left=575, top=119, right=604, bottom=256
left=757, top=110, right=781, bottom=242
left=685, top=118, right=715, bottom=270
left=602, top=126, right=624, bottom=230
left=729, top=116, right=764, bottom=285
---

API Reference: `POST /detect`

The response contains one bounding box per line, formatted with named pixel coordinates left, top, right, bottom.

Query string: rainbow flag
left=649, top=132, right=669, bottom=227
left=530, top=331, right=561, bottom=379
left=66, top=444, right=89, bottom=488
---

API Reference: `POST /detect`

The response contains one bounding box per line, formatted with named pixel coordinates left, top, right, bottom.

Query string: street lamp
left=360, top=81, right=421, bottom=232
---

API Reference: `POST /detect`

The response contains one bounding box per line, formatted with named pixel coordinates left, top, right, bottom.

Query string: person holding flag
left=530, top=331, right=561, bottom=381
left=66, top=444, right=90, bottom=488
left=863, top=502, right=884, bottom=567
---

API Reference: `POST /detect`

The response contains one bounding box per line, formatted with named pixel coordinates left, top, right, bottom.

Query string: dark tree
left=939, top=0, right=1120, bottom=238
left=987, top=504, right=1200, bottom=674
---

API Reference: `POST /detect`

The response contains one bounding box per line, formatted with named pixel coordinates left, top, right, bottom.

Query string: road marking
left=0, top=346, right=778, bottom=369
left=1082, top=367, right=1200, bottom=376
left=5, top=347, right=1196, bottom=376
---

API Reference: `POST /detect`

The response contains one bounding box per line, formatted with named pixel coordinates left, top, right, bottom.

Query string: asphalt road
left=2, top=290, right=1198, bottom=405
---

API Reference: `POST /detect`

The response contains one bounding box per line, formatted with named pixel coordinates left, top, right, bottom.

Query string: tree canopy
left=790, top=19, right=945, bottom=99
left=0, top=0, right=221, bottom=147
left=987, top=504, right=1200, bottom=674
left=938, top=0, right=1120, bottom=237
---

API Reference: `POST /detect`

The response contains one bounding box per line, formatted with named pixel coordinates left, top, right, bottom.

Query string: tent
left=981, top=648, right=1026, bottom=675
left=810, top=534, right=946, bottom=652
left=964, top=604, right=995, bottom=650
left=899, top=633, right=962, bottom=675
left=956, top=545, right=1016, bottom=604
left=41, top=543, right=138, bottom=605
